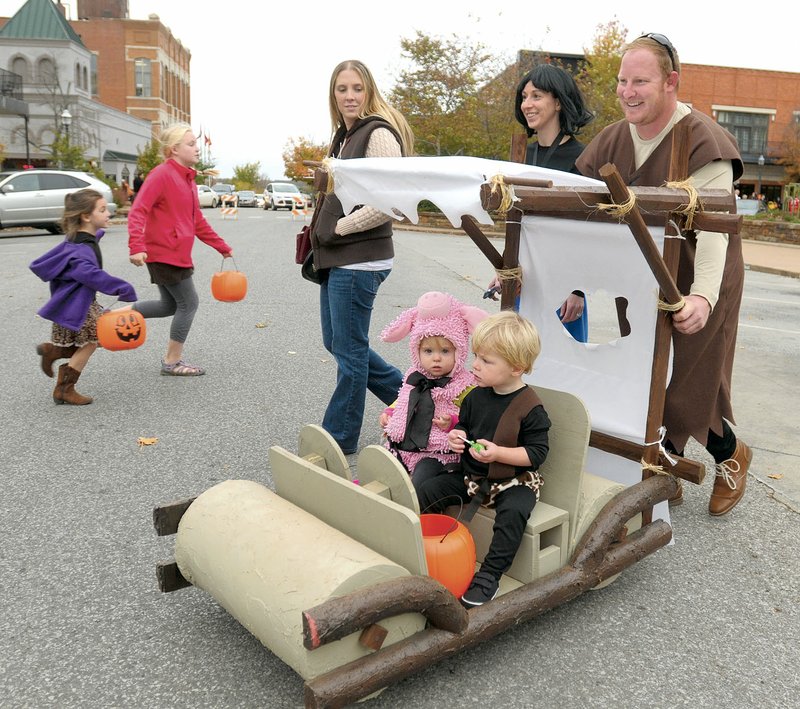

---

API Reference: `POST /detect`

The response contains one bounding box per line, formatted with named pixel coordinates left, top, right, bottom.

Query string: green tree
left=137, top=138, right=162, bottom=178
left=390, top=31, right=515, bottom=159
left=233, top=161, right=261, bottom=190
left=575, top=20, right=628, bottom=142
left=49, top=131, right=89, bottom=170
left=778, top=123, right=800, bottom=183
left=283, top=137, right=327, bottom=183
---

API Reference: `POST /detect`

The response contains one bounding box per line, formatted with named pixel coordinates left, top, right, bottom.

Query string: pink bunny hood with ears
left=381, top=291, right=488, bottom=376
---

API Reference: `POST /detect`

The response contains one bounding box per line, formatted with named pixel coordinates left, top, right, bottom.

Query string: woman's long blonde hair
left=327, top=60, right=414, bottom=155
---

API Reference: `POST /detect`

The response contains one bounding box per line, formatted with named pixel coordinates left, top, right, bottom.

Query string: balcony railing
left=0, top=68, right=23, bottom=99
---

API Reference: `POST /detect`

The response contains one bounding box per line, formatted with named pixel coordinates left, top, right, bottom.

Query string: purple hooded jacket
left=30, top=231, right=137, bottom=330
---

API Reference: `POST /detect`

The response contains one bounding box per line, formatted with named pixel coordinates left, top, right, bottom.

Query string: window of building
left=91, top=54, right=98, bottom=97
left=716, top=110, right=769, bottom=157
left=75, top=62, right=81, bottom=90
left=11, top=56, right=29, bottom=82
left=37, top=57, right=56, bottom=85
left=83, top=66, right=88, bottom=91
left=134, top=58, right=151, bottom=97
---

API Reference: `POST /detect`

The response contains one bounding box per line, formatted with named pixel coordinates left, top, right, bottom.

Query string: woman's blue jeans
left=320, top=267, right=403, bottom=453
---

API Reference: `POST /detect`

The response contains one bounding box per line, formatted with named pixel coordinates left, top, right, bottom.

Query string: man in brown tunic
left=576, top=34, right=751, bottom=516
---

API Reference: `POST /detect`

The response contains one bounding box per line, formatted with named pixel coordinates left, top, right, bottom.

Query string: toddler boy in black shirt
left=416, top=311, right=550, bottom=607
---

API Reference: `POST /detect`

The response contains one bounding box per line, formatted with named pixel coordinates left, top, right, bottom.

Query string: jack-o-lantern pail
left=420, top=513, right=476, bottom=598
left=211, top=257, right=247, bottom=302
left=97, top=310, right=147, bottom=351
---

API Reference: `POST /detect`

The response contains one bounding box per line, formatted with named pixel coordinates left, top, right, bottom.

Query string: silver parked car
left=0, top=168, right=116, bottom=233
left=236, top=190, right=257, bottom=207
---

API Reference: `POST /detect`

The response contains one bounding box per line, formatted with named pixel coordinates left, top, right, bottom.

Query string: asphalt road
left=1, top=208, right=798, bottom=708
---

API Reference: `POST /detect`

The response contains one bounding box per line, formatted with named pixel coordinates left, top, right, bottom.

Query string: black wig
left=514, top=64, right=594, bottom=138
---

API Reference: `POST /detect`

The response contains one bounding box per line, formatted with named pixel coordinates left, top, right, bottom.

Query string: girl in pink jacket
left=127, top=123, right=232, bottom=376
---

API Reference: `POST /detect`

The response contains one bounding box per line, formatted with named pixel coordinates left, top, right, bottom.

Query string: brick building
left=69, top=0, right=191, bottom=136
left=0, top=0, right=151, bottom=181
left=680, top=64, right=798, bottom=200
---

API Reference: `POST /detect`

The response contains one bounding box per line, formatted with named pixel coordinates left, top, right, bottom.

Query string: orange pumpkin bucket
left=420, top=513, right=476, bottom=598
left=97, top=310, right=147, bottom=351
left=211, top=258, right=247, bottom=302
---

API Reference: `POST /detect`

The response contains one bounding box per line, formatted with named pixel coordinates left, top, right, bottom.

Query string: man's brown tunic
left=576, top=110, right=744, bottom=451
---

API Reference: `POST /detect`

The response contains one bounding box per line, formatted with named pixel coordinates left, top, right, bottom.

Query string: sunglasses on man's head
left=639, top=33, right=677, bottom=71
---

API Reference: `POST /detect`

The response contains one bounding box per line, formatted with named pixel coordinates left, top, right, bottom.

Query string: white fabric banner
left=328, top=155, right=603, bottom=227
left=520, top=216, right=668, bottom=441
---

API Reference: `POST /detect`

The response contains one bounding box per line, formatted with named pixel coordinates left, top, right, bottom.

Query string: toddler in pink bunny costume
left=380, top=291, right=488, bottom=493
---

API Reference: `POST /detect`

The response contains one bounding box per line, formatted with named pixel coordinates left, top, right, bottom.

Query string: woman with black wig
left=514, top=64, right=594, bottom=340
left=514, top=63, right=593, bottom=173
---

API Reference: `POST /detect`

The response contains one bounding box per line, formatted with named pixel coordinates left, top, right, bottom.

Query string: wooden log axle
left=156, top=560, right=191, bottom=593
left=153, top=497, right=196, bottom=537
left=303, top=475, right=676, bottom=707
left=302, top=575, right=467, bottom=651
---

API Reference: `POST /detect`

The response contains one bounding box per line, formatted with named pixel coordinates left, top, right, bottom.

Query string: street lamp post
left=60, top=109, right=72, bottom=168
left=756, top=154, right=765, bottom=200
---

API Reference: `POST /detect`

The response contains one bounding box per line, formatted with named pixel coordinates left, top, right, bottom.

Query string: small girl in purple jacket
left=30, top=189, right=137, bottom=405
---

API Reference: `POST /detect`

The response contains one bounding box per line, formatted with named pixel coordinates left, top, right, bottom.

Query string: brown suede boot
left=709, top=440, right=752, bottom=516
left=36, top=343, right=78, bottom=378
left=668, top=479, right=684, bottom=506
left=53, top=364, right=93, bottom=405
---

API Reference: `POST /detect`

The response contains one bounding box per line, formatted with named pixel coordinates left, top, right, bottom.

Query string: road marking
left=739, top=322, right=800, bottom=335
left=743, top=296, right=800, bottom=305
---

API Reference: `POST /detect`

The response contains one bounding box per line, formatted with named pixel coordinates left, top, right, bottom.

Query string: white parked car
left=197, top=185, right=219, bottom=208
left=0, top=168, right=116, bottom=233
left=263, top=182, right=310, bottom=211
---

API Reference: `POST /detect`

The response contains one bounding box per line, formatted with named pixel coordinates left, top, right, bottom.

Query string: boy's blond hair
left=470, top=311, right=541, bottom=374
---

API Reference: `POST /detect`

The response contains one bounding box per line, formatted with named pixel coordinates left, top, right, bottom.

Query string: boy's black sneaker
left=460, top=570, right=499, bottom=607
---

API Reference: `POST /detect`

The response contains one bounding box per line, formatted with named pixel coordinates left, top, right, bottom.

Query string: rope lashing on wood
left=643, top=426, right=678, bottom=467
left=494, top=266, right=523, bottom=284
left=640, top=459, right=673, bottom=477
left=664, top=180, right=700, bottom=230
left=320, top=157, right=335, bottom=194
left=596, top=187, right=637, bottom=219
left=489, top=174, right=515, bottom=214
left=657, top=296, right=686, bottom=312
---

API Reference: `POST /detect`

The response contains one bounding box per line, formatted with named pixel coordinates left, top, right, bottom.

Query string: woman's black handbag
left=301, top=250, right=328, bottom=284
left=296, top=193, right=327, bottom=284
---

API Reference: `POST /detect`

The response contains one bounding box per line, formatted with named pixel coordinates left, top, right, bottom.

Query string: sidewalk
left=742, top=239, right=800, bottom=278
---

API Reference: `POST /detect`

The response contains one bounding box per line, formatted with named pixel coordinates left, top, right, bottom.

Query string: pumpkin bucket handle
left=219, top=256, right=240, bottom=272
left=99, top=297, right=121, bottom=312
left=421, top=496, right=465, bottom=543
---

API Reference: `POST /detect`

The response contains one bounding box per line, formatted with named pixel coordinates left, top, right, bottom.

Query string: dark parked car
left=211, top=183, right=237, bottom=205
